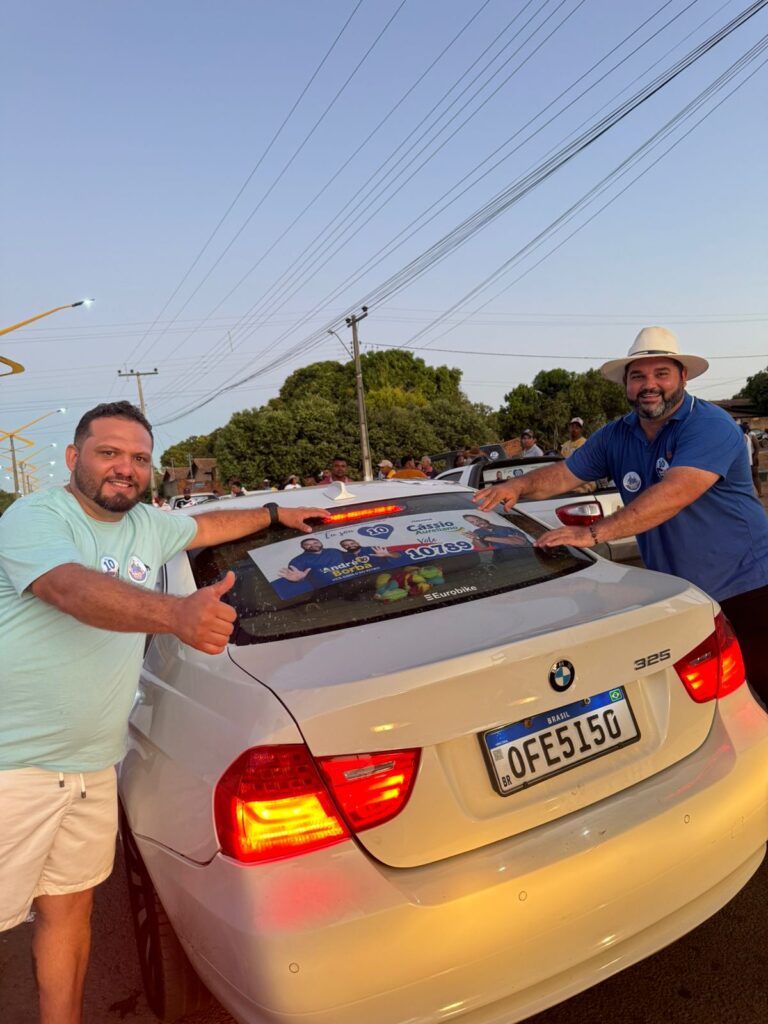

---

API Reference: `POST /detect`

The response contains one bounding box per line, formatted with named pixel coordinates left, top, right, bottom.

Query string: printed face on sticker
left=127, top=556, right=149, bottom=583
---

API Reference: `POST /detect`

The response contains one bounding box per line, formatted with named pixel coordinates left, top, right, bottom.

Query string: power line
left=361, top=8, right=768, bottom=314
left=147, top=0, right=555, bottom=401
left=121, top=0, right=367, bottom=374
left=134, top=0, right=409, bottom=373
left=161, top=0, right=700, bottom=399
left=151, top=0, right=497, bottom=382
left=364, top=343, right=768, bottom=361
left=152, top=1, right=768, bottom=426
left=14, top=307, right=768, bottom=337
left=406, top=37, right=768, bottom=349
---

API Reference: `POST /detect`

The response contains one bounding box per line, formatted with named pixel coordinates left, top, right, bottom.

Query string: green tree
left=278, top=361, right=352, bottom=406
left=178, top=350, right=499, bottom=486
left=498, top=368, right=627, bottom=448
left=425, top=398, right=499, bottom=453
left=0, top=490, right=16, bottom=517
left=360, top=349, right=462, bottom=401
left=159, top=432, right=217, bottom=468
left=497, top=383, right=541, bottom=442
left=737, top=368, right=768, bottom=414
left=214, top=407, right=298, bottom=489
left=567, top=369, right=629, bottom=429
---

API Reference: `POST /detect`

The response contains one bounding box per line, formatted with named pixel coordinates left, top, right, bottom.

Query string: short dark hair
left=229, top=478, right=242, bottom=487
left=74, top=401, right=153, bottom=447
left=401, top=454, right=415, bottom=465
left=332, top=455, right=347, bottom=464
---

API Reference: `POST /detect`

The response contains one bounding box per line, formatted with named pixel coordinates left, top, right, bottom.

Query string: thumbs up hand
left=175, top=570, right=238, bottom=654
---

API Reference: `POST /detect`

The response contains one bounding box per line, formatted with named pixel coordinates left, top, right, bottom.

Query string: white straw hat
left=599, top=327, right=709, bottom=385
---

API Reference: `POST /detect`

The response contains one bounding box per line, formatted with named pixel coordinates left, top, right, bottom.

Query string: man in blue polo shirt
left=474, top=327, right=768, bottom=704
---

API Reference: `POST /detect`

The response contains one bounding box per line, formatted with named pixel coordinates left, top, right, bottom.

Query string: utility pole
left=344, top=307, right=373, bottom=481
left=118, top=368, right=159, bottom=499
left=8, top=434, right=20, bottom=496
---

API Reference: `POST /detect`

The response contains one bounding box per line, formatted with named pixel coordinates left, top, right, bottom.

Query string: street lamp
left=0, top=409, right=66, bottom=495
left=12, top=443, right=58, bottom=495
left=21, top=460, right=56, bottom=494
left=1, top=300, right=94, bottom=377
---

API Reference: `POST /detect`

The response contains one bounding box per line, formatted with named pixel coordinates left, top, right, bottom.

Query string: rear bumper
left=135, top=688, right=768, bottom=1024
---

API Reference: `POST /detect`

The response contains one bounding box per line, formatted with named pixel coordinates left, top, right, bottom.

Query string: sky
left=2, top=0, right=767, bottom=485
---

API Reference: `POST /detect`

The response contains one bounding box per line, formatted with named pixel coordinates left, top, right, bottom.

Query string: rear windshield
left=188, top=493, right=592, bottom=643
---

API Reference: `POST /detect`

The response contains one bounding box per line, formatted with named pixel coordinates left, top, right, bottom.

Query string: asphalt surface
left=1, top=840, right=767, bottom=1024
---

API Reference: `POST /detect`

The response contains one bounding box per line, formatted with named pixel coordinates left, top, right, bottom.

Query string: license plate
left=482, top=688, right=640, bottom=796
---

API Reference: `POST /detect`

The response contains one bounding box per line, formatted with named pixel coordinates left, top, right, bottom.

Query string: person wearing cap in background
left=520, top=429, right=543, bottom=458
left=560, top=417, right=586, bottom=457
left=377, top=459, right=395, bottom=480
left=475, top=327, right=768, bottom=705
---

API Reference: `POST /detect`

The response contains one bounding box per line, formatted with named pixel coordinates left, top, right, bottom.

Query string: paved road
left=2, top=842, right=767, bottom=1024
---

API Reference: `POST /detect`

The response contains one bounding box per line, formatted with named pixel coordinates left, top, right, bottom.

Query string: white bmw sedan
left=118, top=479, right=768, bottom=1024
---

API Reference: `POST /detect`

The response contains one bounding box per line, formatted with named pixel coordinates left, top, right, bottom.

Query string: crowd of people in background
left=160, top=413, right=764, bottom=501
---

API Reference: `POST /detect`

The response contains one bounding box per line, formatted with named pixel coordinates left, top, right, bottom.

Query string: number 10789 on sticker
left=482, top=688, right=640, bottom=795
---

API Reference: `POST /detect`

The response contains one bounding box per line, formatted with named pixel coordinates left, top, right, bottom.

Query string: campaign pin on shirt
left=623, top=471, right=642, bottom=493
left=100, top=555, right=120, bottom=578
left=656, top=457, right=670, bottom=479
left=127, top=555, right=149, bottom=584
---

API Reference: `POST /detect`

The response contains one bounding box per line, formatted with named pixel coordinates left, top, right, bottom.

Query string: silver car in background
left=119, top=480, right=768, bottom=1024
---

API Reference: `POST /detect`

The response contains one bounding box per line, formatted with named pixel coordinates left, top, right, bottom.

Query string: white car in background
left=436, top=456, right=640, bottom=564
left=119, top=480, right=768, bottom=1024
left=167, top=491, right=218, bottom=509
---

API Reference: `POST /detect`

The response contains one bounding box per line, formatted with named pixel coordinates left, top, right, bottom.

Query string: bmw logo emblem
left=549, top=660, right=575, bottom=692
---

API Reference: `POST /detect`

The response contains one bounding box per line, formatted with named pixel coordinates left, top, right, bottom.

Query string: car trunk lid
left=228, top=564, right=718, bottom=868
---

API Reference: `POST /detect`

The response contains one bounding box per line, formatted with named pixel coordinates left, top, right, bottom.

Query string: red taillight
left=318, top=749, right=420, bottom=832
left=323, top=504, right=404, bottom=523
left=555, top=501, right=604, bottom=527
left=214, top=744, right=420, bottom=863
left=674, top=612, right=746, bottom=702
left=214, top=745, right=349, bottom=863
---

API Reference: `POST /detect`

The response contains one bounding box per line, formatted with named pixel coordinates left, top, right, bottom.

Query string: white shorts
left=0, top=766, right=117, bottom=931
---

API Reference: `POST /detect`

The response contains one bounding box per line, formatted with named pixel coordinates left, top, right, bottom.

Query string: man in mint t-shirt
left=0, top=401, right=325, bottom=1024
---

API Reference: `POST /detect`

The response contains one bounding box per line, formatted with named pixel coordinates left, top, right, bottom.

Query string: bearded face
left=72, top=457, right=144, bottom=512
left=625, top=359, right=687, bottom=421
left=67, top=417, right=152, bottom=517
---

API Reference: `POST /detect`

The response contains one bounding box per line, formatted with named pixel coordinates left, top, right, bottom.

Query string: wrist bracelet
left=264, top=502, right=280, bottom=528
left=588, top=523, right=599, bottom=544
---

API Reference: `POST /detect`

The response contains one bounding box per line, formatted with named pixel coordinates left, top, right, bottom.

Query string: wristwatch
left=264, top=502, right=280, bottom=528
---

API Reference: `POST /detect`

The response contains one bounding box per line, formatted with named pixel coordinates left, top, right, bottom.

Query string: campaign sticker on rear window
left=248, top=510, right=534, bottom=601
